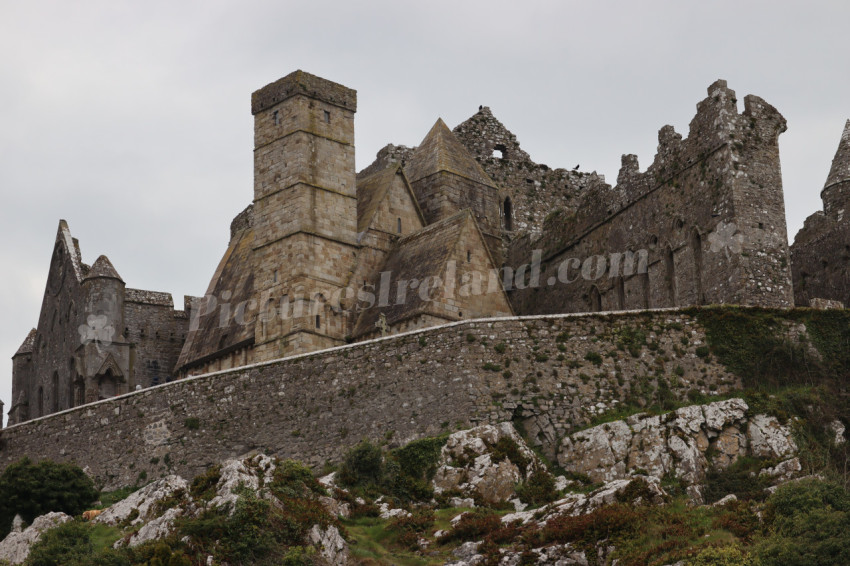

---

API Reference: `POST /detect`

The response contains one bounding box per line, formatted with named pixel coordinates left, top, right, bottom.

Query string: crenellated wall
left=506, top=80, right=793, bottom=315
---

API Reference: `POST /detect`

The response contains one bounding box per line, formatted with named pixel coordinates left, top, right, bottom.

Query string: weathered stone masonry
left=0, top=310, right=745, bottom=489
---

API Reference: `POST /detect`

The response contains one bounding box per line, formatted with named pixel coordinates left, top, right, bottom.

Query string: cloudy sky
left=1, top=1, right=848, bottom=420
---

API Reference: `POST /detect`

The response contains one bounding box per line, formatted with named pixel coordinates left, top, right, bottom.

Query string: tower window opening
left=323, top=110, right=331, bottom=123
left=492, top=144, right=506, bottom=159
left=397, top=218, right=402, bottom=233
left=273, top=270, right=278, bottom=283
left=272, top=110, right=280, bottom=125
left=467, top=250, right=471, bottom=262
left=504, top=197, right=513, bottom=231
left=315, top=315, right=321, bottom=329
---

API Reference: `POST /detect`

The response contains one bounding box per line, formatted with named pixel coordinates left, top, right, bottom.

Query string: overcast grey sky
left=1, top=1, right=848, bottom=420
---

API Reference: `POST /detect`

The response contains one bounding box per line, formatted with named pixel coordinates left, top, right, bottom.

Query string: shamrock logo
left=707, top=221, right=745, bottom=259
left=78, top=314, right=115, bottom=352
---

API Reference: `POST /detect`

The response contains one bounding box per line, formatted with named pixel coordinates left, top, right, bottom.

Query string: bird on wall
left=573, top=164, right=580, bottom=171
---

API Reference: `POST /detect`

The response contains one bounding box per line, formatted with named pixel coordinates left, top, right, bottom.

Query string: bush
left=755, top=479, right=850, bottom=566
left=689, top=545, right=757, bottom=566
left=490, top=437, right=530, bottom=475
left=24, top=519, right=130, bottom=566
left=270, top=460, right=325, bottom=499
left=389, top=508, right=434, bottom=549
left=516, top=470, right=558, bottom=506
left=440, top=509, right=501, bottom=543
left=338, top=441, right=383, bottom=487
left=0, top=458, right=98, bottom=538
left=188, top=465, right=221, bottom=501
left=702, top=457, right=770, bottom=504
left=541, top=504, right=641, bottom=548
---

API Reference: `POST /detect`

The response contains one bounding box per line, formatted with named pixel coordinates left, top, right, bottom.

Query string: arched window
left=691, top=229, right=705, bottom=305
left=589, top=286, right=602, bottom=312
left=98, top=369, right=118, bottom=400
left=504, top=197, right=513, bottom=231
left=37, top=386, right=44, bottom=417
left=51, top=372, right=59, bottom=413
left=664, top=247, right=677, bottom=306
left=614, top=277, right=625, bottom=310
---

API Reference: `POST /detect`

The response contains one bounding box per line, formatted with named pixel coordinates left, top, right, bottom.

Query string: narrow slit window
left=315, top=314, right=321, bottom=329
left=397, top=218, right=402, bottom=233
left=272, top=110, right=280, bottom=125
left=467, top=250, right=471, bottom=262
left=323, top=110, right=331, bottom=123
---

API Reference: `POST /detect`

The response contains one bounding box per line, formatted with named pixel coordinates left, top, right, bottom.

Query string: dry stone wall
left=0, top=310, right=744, bottom=489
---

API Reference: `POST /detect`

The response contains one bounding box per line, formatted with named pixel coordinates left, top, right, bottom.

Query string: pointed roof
left=405, top=118, right=497, bottom=187
left=55, top=220, right=85, bottom=283
left=84, top=255, right=123, bottom=282
left=175, top=218, right=256, bottom=372
left=824, top=120, right=850, bottom=190
left=356, top=162, right=425, bottom=235
left=13, top=329, right=37, bottom=357
left=352, top=209, right=512, bottom=337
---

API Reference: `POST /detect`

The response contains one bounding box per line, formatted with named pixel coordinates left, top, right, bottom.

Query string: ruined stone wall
left=123, top=292, right=190, bottom=387
left=790, top=120, right=850, bottom=307
left=453, top=107, right=605, bottom=238
left=507, top=81, right=793, bottom=316
left=791, top=214, right=850, bottom=307
left=0, top=310, right=744, bottom=489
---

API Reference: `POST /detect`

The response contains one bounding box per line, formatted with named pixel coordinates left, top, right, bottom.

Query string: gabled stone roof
left=356, top=162, right=424, bottom=235
left=824, top=119, right=850, bottom=189
left=84, top=255, right=123, bottom=282
left=14, top=329, right=37, bottom=357
left=405, top=118, right=497, bottom=187
left=175, top=218, right=255, bottom=372
left=353, top=210, right=473, bottom=337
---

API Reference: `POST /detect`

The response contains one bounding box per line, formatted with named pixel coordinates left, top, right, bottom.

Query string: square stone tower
left=250, top=71, right=358, bottom=359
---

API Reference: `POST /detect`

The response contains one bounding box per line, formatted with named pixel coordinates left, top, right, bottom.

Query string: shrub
left=270, top=460, right=325, bottom=499
left=584, top=351, right=603, bottom=366
left=491, top=437, right=531, bottom=475
left=178, top=489, right=332, bottom=564
left=755, top=479, right=850, bottom=566
left=516, top=470, right=558, bottom=506
left=440, top=509, right=501, bottom=543
left=25, top=519, right=130, bottom=566
left=338, top=441, right=384, bottom=487
left=702, top=457, right=770, bottom=504
left=0, top=458, right=99, bottom=538
left=541, top=504, right=641, bottom=548
left=188, top=465, right=221, bottom=501
left=389, top=508, right=434, bottom=549
left=689, top=545, right=757, bottom=566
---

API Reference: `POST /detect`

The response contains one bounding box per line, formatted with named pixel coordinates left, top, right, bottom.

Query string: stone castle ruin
left=7, top=70, right=848, bottom=425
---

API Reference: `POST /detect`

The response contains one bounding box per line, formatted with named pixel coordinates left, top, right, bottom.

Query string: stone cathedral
left=9, top=70, right=848, bottom=425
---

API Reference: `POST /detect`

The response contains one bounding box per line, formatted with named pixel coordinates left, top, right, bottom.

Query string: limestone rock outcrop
left=433, top=422, right=544, bottom=504
left=0, top=512, right=72, bottom=565
left=557, top=399, right=798, bottom=487
left=95, top=475, right=188, bottom=527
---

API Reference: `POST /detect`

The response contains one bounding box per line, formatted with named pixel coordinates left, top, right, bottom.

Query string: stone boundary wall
left=0, top=309, right=741, bottom=489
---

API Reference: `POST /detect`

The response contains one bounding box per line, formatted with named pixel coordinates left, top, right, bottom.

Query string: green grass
left=90, top=523, right=123, bottom=552
left=342, top=516, right=445, bottom=565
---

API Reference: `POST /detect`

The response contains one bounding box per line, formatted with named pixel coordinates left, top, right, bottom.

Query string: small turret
left=821, top=119, right=850, bottom=218
left=81, top=255, right=125, bottom=339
